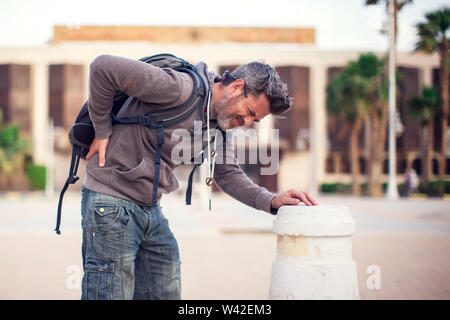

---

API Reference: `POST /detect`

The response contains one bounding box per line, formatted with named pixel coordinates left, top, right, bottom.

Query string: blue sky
left=0, top=0, right=448, bottom=51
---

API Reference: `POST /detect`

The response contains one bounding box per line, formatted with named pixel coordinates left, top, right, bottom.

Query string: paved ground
left=0, top=190, right=449, bottom=300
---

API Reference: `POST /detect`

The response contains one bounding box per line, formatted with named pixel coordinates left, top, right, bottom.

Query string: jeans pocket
left=82, top=259, right=115, bottom=300
left=88, top=201, right=130, bottom=234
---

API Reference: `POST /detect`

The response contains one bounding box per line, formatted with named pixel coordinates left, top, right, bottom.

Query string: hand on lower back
left=86, top=137, right=109, bottom=167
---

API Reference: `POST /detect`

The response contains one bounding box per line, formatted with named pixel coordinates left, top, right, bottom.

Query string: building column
left=309, top=65, right=327, bottom=195
left=406, top=152, right=415, bottom=172
left=334, top=153, right=342, bottom=174
left=32, top=62, right=49, bottom=164
left=83, top=63, right=89, bottom=101
left=422, top=66, right=433, bottom=88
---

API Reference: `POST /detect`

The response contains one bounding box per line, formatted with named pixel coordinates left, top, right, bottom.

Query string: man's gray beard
left=214, top=96, right=234, bottom=130
left=213, top=94, right=244, bottom=130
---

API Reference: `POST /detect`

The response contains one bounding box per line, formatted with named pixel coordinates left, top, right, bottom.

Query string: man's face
left=213, top=81, right=270, bottom=130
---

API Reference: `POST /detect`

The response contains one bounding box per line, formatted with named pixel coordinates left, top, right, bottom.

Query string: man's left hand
left=271, top=189, right=319, bottom=210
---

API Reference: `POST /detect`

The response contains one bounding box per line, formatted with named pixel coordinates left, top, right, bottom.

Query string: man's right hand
left=86, top=137, right=110, bottom=167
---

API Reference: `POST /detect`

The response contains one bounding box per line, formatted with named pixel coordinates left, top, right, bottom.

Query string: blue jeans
left=80, top=187, right=181, bottom=300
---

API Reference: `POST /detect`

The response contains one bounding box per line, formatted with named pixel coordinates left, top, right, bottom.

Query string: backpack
left=55, top=53, right=207, bottom=234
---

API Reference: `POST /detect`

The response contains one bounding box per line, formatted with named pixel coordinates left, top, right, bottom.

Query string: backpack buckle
left=141, top=115, right=156, bottom=127
left=181, top=60, right=192, bottom=69
left=68, top=176, right=80, bottom=184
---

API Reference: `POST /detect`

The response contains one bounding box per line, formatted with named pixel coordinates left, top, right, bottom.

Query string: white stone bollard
left=268, top=205, right=359, bottom=300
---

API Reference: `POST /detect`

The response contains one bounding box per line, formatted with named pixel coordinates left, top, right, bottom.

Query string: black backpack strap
left=185, top=127, right=227, bottom=205
left=55, top=145, right=82, bottom=234
left=186, top=147, right=205, bottom=205
left=111, top=68, right=205, bottom=128
left=112, top=67, right=205, bottom=207
left=152, top=122, right=164, bottom=206
left=185, top=163, right=200, bottom=205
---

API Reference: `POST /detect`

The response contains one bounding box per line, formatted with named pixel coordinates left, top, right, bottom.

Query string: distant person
left=409, top=169, right=419, bottom=194
left=80, top=54, right=319, bottom=300
left=403, top=169, right=419, bottom=197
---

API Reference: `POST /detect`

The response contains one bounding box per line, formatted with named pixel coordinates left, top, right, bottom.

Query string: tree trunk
left=368, top=106, right=386, bottom=197
left=379, top=101, right=389, bottom=166
left=439, top=39, right=449, bottom=181
left=394, top=0, right=398, bottom=43
left=423, top=120, right=434, bottom=183
left=350, top=119, right=363, bottom=196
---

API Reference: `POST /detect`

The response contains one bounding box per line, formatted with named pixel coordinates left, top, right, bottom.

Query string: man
left=82, top=54, right=318, bottom=300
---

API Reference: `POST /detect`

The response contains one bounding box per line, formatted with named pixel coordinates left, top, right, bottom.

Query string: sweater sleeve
left=212, top=131, right=276, bottom=214
left=88, top=54, right=191, bottom=139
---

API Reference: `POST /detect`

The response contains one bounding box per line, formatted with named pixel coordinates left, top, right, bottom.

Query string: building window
left=432, top=158, right=439, bottom=175
left=383, top=159, right=388, bottom=174
left=359, top=157, right=367, bottom=175
left=397, top=157, right=407, bottom=174
left=341, top=156, right=351, bottom=174
left=412, top=158, right=422, bottom=176
left=326, top=156, right=334, bottom=173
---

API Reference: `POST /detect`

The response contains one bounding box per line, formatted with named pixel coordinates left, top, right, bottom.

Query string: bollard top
left=273, top=205, right=355, bottom=236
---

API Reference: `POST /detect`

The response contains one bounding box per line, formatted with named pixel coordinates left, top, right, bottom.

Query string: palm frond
left=414, top=7, right=450, bottom=53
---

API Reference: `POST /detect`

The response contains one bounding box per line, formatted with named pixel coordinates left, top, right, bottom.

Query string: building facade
left=0, top=26, right=447, bottom=195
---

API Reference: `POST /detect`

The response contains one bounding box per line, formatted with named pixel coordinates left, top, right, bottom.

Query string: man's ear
left=230, top=79, right=245, bottom=94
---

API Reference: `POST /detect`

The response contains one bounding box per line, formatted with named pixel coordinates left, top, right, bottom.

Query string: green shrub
left=322, top=182, right=407, bottom=195
left=25, top=164, right=46, bottom=190
left=321, top=183, right=352, bottom=194
left=337, top=183, right=352, bottom=194
left=418, top=180, right=450, bottom=197
left=427, top=181, right=444, bottom=197
left=321, top=183, right=338, bottom=193
left=0, top=110, right=29, bottom=177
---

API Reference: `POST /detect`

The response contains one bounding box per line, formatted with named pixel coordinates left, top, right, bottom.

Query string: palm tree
left=408, top=86, right=441, bottom=182
left=366, top=1, right=412, bottom=197
left=414, top=7, right=450, bottom=183
left=327, top=58, right=372, bottom=196
left=327, top=53, right=388, bottom=197
left=356, top=54, right=389, bottom=197
left=0, top=110, right=28, bottom=188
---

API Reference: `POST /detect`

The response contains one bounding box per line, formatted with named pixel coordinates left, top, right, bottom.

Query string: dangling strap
left=185, top=163, right=200, bottom=205
left=55, top=145, right=81, bottom=235
left=185, top=147, right=206, bottom=205
left=152, top=122, right=164, bottom=207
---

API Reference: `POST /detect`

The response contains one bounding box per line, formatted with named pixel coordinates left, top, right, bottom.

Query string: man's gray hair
left=226, top=62, right=292, bottom=115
